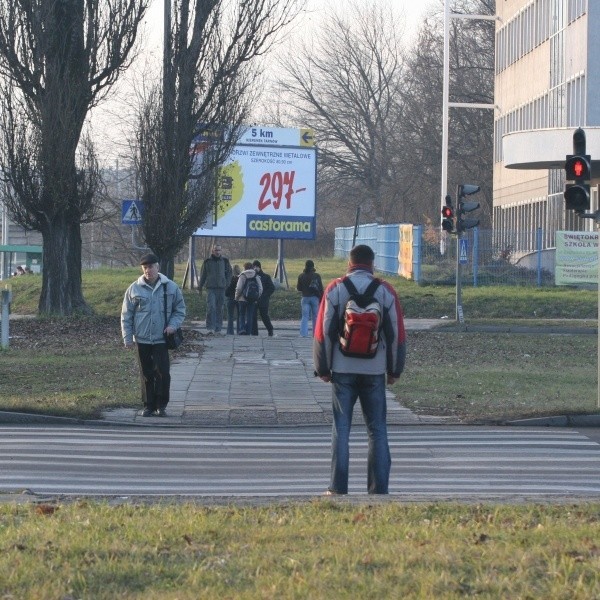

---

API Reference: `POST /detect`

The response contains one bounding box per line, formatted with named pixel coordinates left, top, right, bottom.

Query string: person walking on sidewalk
left=251, top=260, right=275, bottom=336
left=198, top=243, right=231, bottom=334
left=235, top=262, right=263, bottom=335
left=297, top=259, right=323, bottom=337
left=313, top=244, right=406, bottom=495
left=121, top=253, right=186, bottom=417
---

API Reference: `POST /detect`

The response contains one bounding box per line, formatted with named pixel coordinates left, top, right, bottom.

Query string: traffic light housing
left=441, top=195, right=455, bottom=232
left=564, top=154, right=591, bottom=213
left=456, top=184, right=480, bottom=233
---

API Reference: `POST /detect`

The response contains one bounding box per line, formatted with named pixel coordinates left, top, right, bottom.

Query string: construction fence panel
left=334, top=225, right=553, bottom=286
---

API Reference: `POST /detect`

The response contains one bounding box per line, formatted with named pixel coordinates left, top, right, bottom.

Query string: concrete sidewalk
left=102, top=319, right=451, bottom=427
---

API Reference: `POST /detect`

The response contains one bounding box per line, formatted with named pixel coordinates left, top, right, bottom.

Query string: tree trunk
left=161, top=256, right=175, bottom=281
left=39, top=216, right=92, bottom=316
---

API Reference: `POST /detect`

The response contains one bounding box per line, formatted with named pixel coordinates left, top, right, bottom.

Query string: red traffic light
left=442, top=206, right=453, bottom=218
left=565, top=155, right=591, bottom=181
left=572, top=159, right=585, bottom=178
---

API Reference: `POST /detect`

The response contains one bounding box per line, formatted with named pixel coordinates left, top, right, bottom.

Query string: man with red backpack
left=313, top=244, right=406, bottom=495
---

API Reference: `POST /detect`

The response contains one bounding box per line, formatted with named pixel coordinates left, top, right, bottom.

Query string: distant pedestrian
left=198, top=243, right=232, bottom=334
left=225, top=264, right=241, bottom=335
left=313, top=244, right=406, bottom=494
left=251, top=260, right=275, bottom=337
left=296, top=259, right=323, bottom=337
left=235, top=262, right=263, bottom=335
left=121, top=253, right=186, bottom=418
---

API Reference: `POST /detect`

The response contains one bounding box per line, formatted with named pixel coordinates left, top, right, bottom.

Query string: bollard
left=1, top=287, right=11, bottom=350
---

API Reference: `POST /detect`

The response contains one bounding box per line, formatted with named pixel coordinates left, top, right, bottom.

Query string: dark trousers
left=252, top=298, right=273, bottom=336
left=227, top=297, right=240, bottom=334
left=136, top=343, right=171, bottom=411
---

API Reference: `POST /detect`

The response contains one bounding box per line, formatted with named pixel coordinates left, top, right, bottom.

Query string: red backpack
left=338, top=278, right=382, bottom=358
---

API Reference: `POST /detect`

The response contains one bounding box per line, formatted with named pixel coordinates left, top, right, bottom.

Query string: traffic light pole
left=455, top=234, right=464, bottom=323
left=440, top=0, right=495, bottom=253
left=456, top=235, right=463, bottom=322
left=563, top=129, right=599, bottom=409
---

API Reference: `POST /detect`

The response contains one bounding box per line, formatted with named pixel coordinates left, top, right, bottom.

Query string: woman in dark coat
left=296, top=259, right=323, bottom=337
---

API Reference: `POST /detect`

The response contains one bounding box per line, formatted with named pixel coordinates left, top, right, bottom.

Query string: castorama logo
left=246, top=215, right=315, bottom=239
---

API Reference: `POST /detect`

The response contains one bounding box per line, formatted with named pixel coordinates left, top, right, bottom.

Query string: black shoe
left=142, top=409, right=154, bottom=417
left=156, top=409, right=167, bottom=417
left=268, top=330, right=274, bottom=337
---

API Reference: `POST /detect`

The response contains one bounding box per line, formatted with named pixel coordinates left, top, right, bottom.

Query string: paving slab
left=99, top=321, right=451, bottom=427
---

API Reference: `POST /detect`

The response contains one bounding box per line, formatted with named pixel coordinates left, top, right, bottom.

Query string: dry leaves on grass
left=8, top=317, right=203, bottom=353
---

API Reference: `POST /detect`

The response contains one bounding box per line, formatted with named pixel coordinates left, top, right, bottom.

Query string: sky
left=94, top=0, right=439, bottom=163
left=140, top=0, right=438, bottom=53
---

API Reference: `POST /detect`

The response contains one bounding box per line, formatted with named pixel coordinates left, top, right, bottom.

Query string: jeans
left=329, top=372, right=391, bottom=494
left=136, top=343, right=171, bottom=411
left=300, top=296, right=320, bottom=337
left=239, top=301, right=257, bottom=335
left=226, top=298, right=239, bottom=334
left=206, top=288, right=225, bottom=332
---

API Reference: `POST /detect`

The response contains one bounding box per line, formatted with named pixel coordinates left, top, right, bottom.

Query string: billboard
left=555, top=231, right=598, bottom=285
left=194, top=127, right=317, bottom=239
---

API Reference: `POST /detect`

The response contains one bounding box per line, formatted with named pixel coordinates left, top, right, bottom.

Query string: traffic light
left=456, top=184, right=480, bottom=233
left=441, top=195, right=455, bottom=232
left=564, top=154, right=591, bottom=213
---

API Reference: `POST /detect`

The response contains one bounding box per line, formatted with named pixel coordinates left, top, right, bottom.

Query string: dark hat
left=252, top=260, right=261, bottom=268
left=139, top=253, right=159, bottom=265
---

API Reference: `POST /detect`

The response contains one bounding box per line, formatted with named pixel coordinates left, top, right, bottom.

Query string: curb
left=434, top=325, right=598, bottom=335
left=506, top=414, right=600, bottom=427
left=0, top=411, right=85, bottom=425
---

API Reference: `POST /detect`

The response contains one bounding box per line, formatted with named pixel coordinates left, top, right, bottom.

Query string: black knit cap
left=139, top=253, right=159, bottom=265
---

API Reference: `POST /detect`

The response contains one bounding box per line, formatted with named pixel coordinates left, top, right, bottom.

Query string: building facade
left=494, top=0, right=599, bottom=255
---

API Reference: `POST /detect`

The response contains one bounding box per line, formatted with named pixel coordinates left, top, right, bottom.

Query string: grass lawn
left=0, top=501, right=599, bottom=599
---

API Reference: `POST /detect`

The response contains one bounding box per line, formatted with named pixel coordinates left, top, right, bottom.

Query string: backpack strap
left=363, top=278, right=381, bottom=297
left=342, top=277, right=380, bottom=297
left=162, top=283, right=168, bottom=330
left=341, top=277, right=358, bottom=295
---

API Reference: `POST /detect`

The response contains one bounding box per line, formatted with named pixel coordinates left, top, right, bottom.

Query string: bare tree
left=0, top=0, right=148, bottom=315
left=277, top=0, right=494, bottom=232
left=134, top=0, right=301, bottom=279
left=279, top=2, right=408, bottom=226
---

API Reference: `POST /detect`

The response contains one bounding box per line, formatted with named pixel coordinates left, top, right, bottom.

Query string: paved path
left=103, top=320, right=450, bottom=428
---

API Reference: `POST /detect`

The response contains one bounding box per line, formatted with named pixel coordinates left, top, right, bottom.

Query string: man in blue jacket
left=121, top=253, right=186, bottom=417
left=313, top=244, right=406, bottom=495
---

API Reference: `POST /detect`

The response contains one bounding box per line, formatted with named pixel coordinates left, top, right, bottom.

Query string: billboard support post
left=274, top=239, right=289, bottom=288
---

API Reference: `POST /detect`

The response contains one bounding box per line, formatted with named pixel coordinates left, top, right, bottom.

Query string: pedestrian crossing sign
left=122, top=200, right=143, bottom=225
left=459, top=238, right=469, bottom=264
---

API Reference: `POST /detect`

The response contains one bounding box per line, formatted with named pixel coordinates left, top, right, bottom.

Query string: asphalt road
left=1, top=424, right=600, bottom=501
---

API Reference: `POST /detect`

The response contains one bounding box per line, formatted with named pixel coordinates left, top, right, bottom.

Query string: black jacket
left=297, top=270, right=323, bottom=298
left=256, top=270, right=275, bottom=301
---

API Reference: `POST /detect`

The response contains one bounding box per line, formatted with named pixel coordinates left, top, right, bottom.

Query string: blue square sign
left=459, top=238, right=469, bottom=264
left=122, top=200, right=143, bottom=225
